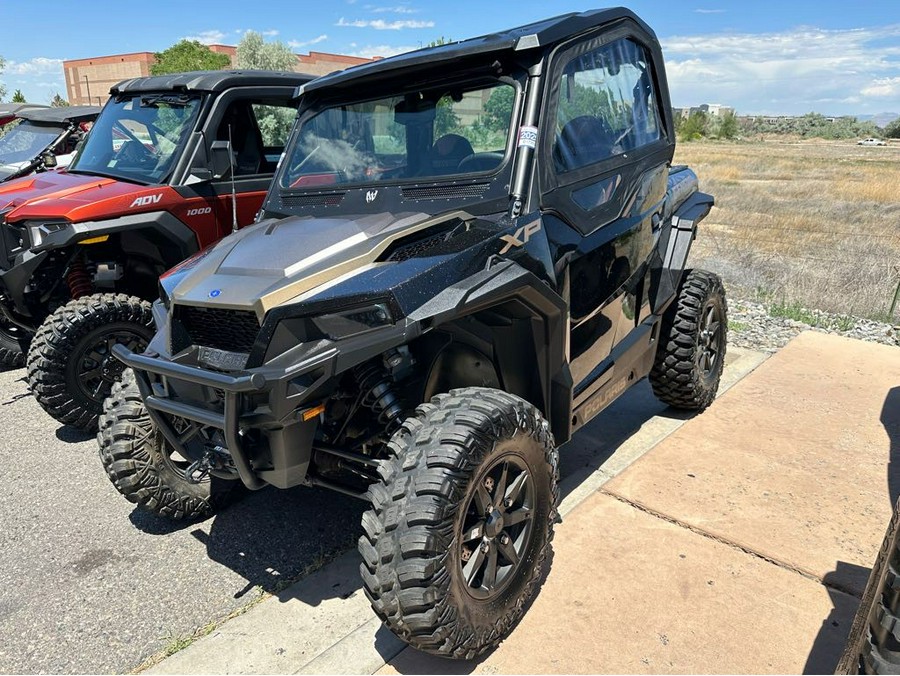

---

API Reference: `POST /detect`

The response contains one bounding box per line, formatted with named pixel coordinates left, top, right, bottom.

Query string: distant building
left=64, top=46, right=376, bottom=106
left=673, top=103, right=736, bottom=119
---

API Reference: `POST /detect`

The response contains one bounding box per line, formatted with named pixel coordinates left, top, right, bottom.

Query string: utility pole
left=84, top=75, right=91, bottom=107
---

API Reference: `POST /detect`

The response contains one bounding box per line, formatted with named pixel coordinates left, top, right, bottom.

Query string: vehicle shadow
left=556, top=379, right=674, bottom=504
left=803, top=387, right=900, bottom=673
left=193, top=484, right=364, bottom=599
left=884, top=387, right=900, bottom=507
left=55, top=425, right=94, bottom=444
left=802, top=562, right=869, bottom=674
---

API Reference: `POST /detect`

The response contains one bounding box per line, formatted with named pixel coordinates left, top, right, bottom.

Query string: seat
left=426, top=133, right=474, bottom=175
left=553, top=115, right=616, bottom=173
left=217, top=103, right=265, bottom=176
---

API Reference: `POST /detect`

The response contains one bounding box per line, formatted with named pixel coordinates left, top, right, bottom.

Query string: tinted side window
left=553, top=37, right=662, bottom=174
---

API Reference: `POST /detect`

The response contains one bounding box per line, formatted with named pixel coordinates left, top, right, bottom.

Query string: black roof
left=301, top=8, right=654, bottom=95
left=110, top=70, right=314, bottom=96
left=0, top=103, right=48, bottom=118
left=18, top=105, right=102, bottom=125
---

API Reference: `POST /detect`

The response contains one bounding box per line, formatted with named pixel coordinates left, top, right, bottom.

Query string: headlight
left=311, top=303, right=393, bottom=340
left=26, top=221, right=70, bottom=249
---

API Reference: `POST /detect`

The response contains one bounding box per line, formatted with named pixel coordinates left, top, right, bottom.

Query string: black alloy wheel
left=458, top=455, right=536, bottom=600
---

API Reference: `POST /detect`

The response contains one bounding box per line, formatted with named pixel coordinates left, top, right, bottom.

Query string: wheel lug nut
left=480, top=542, right=490, bottom=553
left=500, top=534, right=509, bottom=545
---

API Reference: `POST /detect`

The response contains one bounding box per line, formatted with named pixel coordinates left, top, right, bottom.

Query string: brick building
left=64, top=46, right=375, bottom=106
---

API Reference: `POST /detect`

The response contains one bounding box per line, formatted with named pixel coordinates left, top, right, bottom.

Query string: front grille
left=401, top=183, right=490, bottom=200
left=178, top=305, right=260, bottom=353
left=282, top=192, right=346, bottom=208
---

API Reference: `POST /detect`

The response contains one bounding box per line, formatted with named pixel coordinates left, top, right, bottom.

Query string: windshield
left=0, top=122, right=62, bottom=165
left=279, top=81, right=516, bottom=189
left=68, top=94, right=202, bottom=184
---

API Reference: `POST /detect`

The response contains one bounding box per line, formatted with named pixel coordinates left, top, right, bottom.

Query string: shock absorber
left=354, top=360, right=405, bottom=435
left=66, top=254, right=92, bottom=299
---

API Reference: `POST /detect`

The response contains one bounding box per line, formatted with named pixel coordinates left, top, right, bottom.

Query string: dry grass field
left=673, top=140, right=900, bottom=322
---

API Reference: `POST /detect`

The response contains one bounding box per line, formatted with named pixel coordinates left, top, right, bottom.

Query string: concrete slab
left=604, top=331, right=900, bottom=596
left=379, top=493, right=859, bottom=675
left=145, top=347, right=769, bottom=675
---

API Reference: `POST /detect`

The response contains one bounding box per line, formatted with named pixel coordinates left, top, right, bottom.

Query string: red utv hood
left=0, top=170, right=181, bottom=224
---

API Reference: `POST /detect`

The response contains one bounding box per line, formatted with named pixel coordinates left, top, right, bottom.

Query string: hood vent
left=282, top=191, right=346, bottom=208
left=401, top=183, right=490, bottom=201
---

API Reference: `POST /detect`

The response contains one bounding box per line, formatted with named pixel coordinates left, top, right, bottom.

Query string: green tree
left=235, top=31, right=297, bottom=71
left=483, top=86, right=515, bottom=132
left=150, top=40, right=230, bottom=76
left=883, top=117, right=900, bottom=139
left=49, top=92, right=69, bottom=107
left=0, top=55, right=6, bottom=101
left=235, top=31, right=298, bottom=145
left=678, top=111, right=708, bottom=142
left=715, top=110, right=739, bottom=140
left=11, top=89, right=25, bottom=103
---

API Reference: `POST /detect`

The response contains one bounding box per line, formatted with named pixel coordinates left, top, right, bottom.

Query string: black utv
left=0, top=104, right=101, bottom=182
left=101, top=9, right=726, bottom=658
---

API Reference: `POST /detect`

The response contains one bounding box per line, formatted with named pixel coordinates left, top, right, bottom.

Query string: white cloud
left=183, top=30, right=226, bottom=44
left=5, top=57, right=64, bottom=76
left=336, top=17, right=433, bottom=30
left=661, top=25, right=900, bottom=115
left=347, top=44, right=416, bottom=58
left=288, top=34, right=328, bottom=49
left=694, top=8, right=726, bottom=13
left=861, top=76, right=900, bottom=97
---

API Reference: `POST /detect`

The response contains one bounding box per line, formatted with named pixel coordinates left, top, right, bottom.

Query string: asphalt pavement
left=0, top=355, right=737, bottom=674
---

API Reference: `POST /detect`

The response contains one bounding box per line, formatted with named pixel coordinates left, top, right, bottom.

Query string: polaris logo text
left=499, top=221, right=541, bottom=254
left=130, top=194, right=162, bottom=208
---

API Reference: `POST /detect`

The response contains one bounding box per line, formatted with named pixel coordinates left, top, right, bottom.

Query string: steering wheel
left=116, top=140, right=158, bottom=169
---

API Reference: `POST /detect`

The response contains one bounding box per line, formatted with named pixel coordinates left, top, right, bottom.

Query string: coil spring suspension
left=354, top=361, right=404, bottom=435
left=66, top=255, right=92, bottom=299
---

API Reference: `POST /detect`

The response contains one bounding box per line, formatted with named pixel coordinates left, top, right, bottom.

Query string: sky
left=1, top=0, right=898, bottom=117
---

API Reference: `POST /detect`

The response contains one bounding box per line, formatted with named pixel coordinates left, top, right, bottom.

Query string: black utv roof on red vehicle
left=17, top=106, right=103, bottom=125
left=300, top=7, right=657, bottom=95
left=110, top=69, right=315, bottom=96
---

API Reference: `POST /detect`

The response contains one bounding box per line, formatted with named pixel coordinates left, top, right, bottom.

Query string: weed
left=674, top=140, right=900, bottom=322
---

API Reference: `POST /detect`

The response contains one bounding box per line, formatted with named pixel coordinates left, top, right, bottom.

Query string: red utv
left=0, top=70, right=311, bottom=432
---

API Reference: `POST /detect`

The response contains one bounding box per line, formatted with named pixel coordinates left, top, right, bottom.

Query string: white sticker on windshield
left=518, top=125, right=538, bottom=149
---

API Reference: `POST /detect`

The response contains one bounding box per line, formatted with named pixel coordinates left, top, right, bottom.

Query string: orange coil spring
left=66, top=256, right=92, bottom=299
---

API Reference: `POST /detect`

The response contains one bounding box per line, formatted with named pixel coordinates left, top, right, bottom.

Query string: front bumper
left=113, top=343, right=337, bottom=490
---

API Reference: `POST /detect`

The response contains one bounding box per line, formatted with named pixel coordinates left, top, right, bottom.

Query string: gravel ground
left=727, top=297, right=899, bottom=354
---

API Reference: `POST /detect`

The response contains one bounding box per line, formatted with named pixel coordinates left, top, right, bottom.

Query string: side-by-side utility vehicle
left=0, top=104, right=101, bottom=182
left=102, top=9, right=725, bottom=658
left=0, top=70, right=311, bottom=431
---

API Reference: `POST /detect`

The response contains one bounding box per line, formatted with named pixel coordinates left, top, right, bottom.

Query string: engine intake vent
left=178, top=306, right=260, bottom=354
left=384, top=230, right=453, bottom=262
left=401, top=183, right=490, bottom=201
